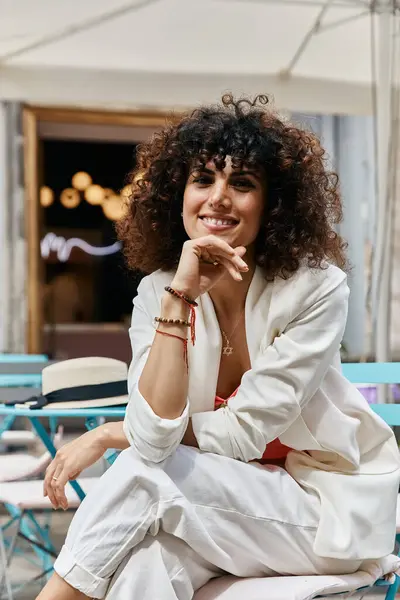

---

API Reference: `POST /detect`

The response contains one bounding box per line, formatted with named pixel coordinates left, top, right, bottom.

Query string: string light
left=40, top=186, right=54, bottom=207
left=85, top=184, right=105, bottom=206
left=42, top=178, right=130, bottom=217
left=102, top=194, right=127, bottom=221
left=71, top=171, right=92, bottom=191
left=60, top=188, right=80, bottom=208
left=103, top=188, right=115, bottom=201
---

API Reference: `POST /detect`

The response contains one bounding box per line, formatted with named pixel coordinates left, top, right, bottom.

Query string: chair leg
left=25, top=510, right=57, bottom=575
left=0, top=527, right=13, bottom=600
left=385, top=574, right=400, bottom=600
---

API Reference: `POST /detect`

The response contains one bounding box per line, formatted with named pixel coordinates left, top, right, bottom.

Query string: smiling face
left=182, top=157, right=266, bottom=250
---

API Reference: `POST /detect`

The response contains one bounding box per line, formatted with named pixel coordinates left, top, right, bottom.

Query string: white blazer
left=123, top=263, right=400, bottom=561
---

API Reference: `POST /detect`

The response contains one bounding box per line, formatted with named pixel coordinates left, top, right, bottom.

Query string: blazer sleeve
left=123, top=276, right=189, bottom=463
left=191, top=267, right=349, bottom=462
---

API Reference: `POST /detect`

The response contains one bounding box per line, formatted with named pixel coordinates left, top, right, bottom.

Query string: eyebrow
left=231, top=170, right=261, bottom=180
left=192, top=167, right=261, bottom=180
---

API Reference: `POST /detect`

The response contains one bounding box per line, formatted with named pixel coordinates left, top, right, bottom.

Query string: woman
left=38, top=95, right=400, bottom=600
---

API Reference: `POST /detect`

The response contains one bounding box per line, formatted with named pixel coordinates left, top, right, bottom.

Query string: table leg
left=0, top=416, right=16, bottom=437
left=29, top=417, right=86, bottom=502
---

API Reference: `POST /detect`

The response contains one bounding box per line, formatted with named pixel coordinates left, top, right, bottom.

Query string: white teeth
left=202, top=217, right=236, bottom=226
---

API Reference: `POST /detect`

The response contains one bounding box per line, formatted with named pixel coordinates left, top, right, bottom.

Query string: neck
left=209, top=260, right=256, bottom=318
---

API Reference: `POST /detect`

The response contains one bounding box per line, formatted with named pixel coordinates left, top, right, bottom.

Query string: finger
left=212, top=250, right=248, bottom=273
left=231, top=252, right=249, bottom=272
left=197, top=235, right=236, bottom=253
left=200, top=246, right=248, bottom=272
left=46, top=464, right=63, bottom=509
left=218, top=257, right=243, bottom=282
left=195, top=236, right=240, bottom=261
left=52, top=468, right=73, bottom=511
left=234, top=245, right=247, bottom=258
left=43, top=459, right=57, bottom=498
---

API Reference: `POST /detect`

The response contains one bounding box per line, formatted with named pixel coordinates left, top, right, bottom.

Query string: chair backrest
left=369, top=403, right=400, bottom=427
left=342, top=362, right=400, bottom=385
left=342, top=362, right=400, bottom=427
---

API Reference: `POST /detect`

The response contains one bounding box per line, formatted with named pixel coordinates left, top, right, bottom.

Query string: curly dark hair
left=116, top=94, right=347, bottom=279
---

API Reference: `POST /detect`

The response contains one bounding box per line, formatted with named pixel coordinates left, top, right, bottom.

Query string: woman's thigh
left=161, top=447, right=360, bottom=576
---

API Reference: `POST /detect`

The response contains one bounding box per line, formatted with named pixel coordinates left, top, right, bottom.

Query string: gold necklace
left=221, top=311, right=244, bottom=356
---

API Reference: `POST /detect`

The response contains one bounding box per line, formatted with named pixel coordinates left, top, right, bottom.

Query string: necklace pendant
left=223, top=344, right=234, bottom=356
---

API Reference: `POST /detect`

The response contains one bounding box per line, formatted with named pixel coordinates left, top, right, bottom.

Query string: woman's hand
left=171, top=235, right=248, bottom=299
left=43, top=428, right=106, bottom=510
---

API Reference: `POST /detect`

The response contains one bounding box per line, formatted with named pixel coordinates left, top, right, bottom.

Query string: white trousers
left=54, top=446, right=361, bottom=599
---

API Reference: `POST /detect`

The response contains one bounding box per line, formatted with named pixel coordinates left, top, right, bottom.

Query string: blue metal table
left=0, top=405, right=126, bottom=500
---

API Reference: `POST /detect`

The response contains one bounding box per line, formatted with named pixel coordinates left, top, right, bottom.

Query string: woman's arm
left=43, top=418, right=198, bottom=510
left=124, top=236, right=247, bottom=462
left=138, top=292, right=190, bottom=420
left=98, top=420, right=198, bottom=450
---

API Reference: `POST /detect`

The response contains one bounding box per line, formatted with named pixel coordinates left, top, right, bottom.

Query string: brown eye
left=193, top=175, right=212, bottom=186
left=232, top=179, right=254, bottom=189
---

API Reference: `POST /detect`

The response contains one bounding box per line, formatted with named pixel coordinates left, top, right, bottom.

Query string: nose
left=208, top=179, right=231, bottom=210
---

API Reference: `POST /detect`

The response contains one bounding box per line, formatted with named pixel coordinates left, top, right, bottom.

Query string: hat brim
left=43, top=395, right=129, bottom=410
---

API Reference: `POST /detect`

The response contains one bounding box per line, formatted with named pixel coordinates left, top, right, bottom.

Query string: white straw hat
left=18, top=357, right=128, bottom=410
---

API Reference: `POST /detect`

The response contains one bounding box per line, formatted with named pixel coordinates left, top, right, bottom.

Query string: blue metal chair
left=342, top=362, right=400, bottom=600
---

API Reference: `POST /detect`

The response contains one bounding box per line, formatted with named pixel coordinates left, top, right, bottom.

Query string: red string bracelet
left=164, top=286, right=196, bottom=347
left=155, top=330, right=188, bottom=368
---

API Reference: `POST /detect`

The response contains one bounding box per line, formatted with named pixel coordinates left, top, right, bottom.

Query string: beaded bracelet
left=163, top=286, right=197, bottom=358
left=164, top=286, right=198, bottom=307
left=154, top=316, right=190, bottom=327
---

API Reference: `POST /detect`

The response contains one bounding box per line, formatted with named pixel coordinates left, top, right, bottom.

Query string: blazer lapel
left=187, top=267, right=275, bottom=415
left=187, top=291, right=222, bottom=415
left=244, top=266, right=274, bottom=365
